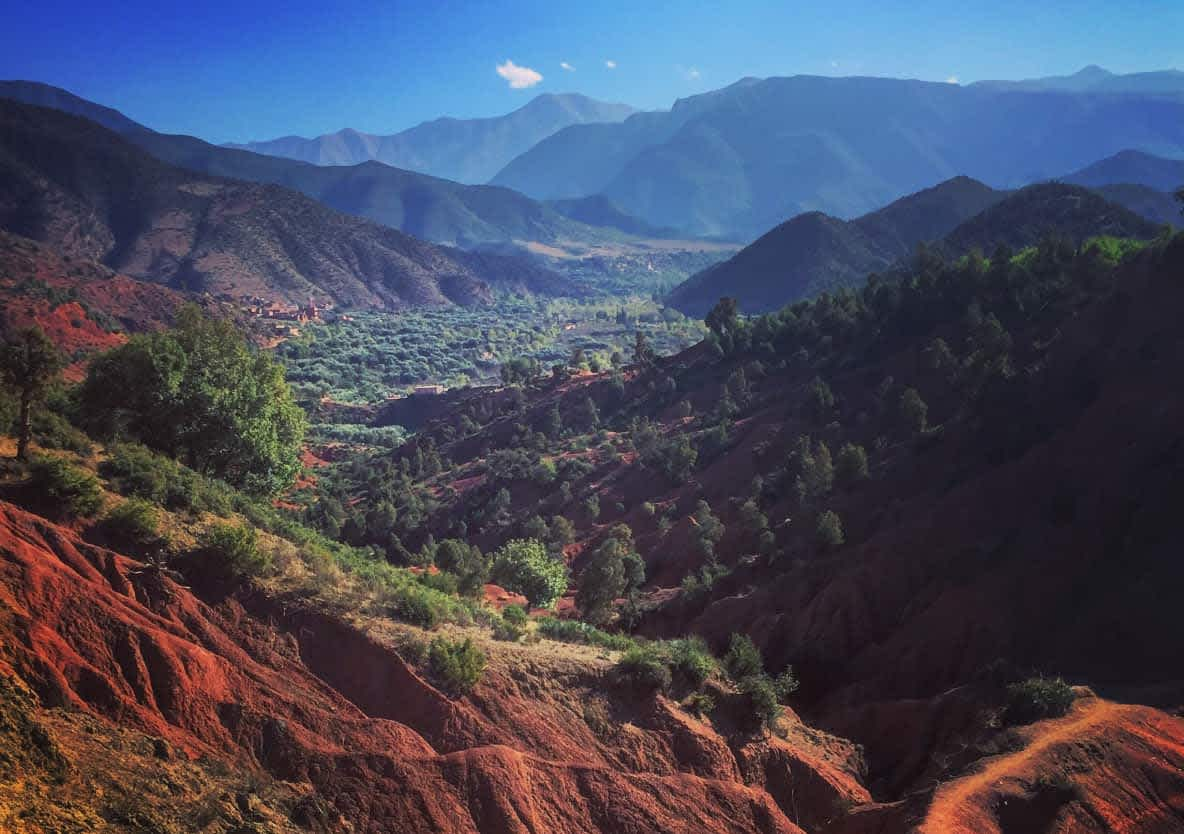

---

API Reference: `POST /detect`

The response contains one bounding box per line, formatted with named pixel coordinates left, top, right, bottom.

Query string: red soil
left=0, top=498, right=872, bottom=833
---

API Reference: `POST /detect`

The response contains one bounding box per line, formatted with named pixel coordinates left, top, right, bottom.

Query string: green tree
left=815, top=510, right=845, bottom=550
left=0, top=327, right=64, bottom=460
left=490, top=538, right=568, bottom=608
left=633, top=329, right=655, bottom=368
left=898, top=387, right=929, bottom=436
left=80, top=307, right=305, bottom=494
left=705, top=297, right=740, bottom=339
left=435, top=539, right=489, bottom=597
left=835, top=443, right=869, bottom=485
left=804, top=376, right=835, bottom=423
left=576, top=525, right=645, bottom=625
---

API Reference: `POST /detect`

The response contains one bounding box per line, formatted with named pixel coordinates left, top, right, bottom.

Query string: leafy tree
left=80, top=307, right=305, bottom=494
left=835, top=443, right=869, bottom=485
left=0, top=327, right=64, bottom=460
left=692, top=499, right=725, bottom=559
left=490, top=538, right=567, bottom=608
left=577, top=525, right=645, bottom=625
left=804, top=376, right=835, bottom=423
left=705, top=297, right=740, bottom=340
left=791, top=436, right=834, bottom=506
left=899, top=387, right=929, bottom=436
left=433, top=539, right=488, bottom=596
left=815, top=510, right=845, bottom=550
left=723, top=633, right=764, bottom=680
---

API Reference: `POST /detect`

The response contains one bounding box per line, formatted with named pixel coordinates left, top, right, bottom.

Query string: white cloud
left=830, top=60, right=840, bottom=69
left=605, top=59, right=617, bottom=69
left=560, top=61, right=575, bottom=72
left=675, top=64, right=701, bottom=81
left=945, top=75, right=960, bottom=84
left=496, top=60, right=543, bottom=89
left=686, top=67, right=701, bottom=80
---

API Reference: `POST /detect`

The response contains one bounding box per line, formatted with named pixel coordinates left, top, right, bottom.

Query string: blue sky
left=2, top=0, right=1181, bottom=144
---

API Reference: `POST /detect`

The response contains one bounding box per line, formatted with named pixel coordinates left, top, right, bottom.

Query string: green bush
left=683, top=692, right=716, bottom=717
left=502, top=604, right=528, bottom=628
left=29, top=455, right=104, bottom=517
left=428, top=637, right=486, bottom=694
left=389, top=585, right=443, bottom=629
left=490, top=539, right=567, bottom=608
left=536, top=617, right=636, bottom=651
left=200, top=523, right=269, bottom=580
left=615, top=646, right=672, bottom=692
left=835, top=443, right=869, bottom=485
left=417, top=570, right=459, bottom=596
left=32, top=411, right=93, bottom=455
left=102, top=498, right=161, bottom=545
left=1004, top=676, right=1075, bottom=725
left=738, top=674, right=781, bottom=729
left=101, top=443, right=171, bottom=502
left=723, top=633, right=764, bottom=681
left=492, top=607, right=527, bottom=642
left=669, top=637, right=716, bottom=688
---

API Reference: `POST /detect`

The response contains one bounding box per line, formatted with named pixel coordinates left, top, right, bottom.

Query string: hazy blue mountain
left=545, top=194, right=676, bottom=237
left=1064, top=149, right=1184, bottom=192
left=1093, top=184, right=1180, bottom=226
left=226, top=93, right=635, bottom=184
left=493, top=74, right=1184, bottom=239
left=972, top=65, right=1184, bottom=95
left=0, top=98, right=568, bottom=309
left=0, top=82, right=632, bottom=250
left=668, top=180, right=1159, bottom=316
left=0, top=80, right=151, bottom=135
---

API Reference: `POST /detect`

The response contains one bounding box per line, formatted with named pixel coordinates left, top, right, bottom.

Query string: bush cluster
left=29, top=455, right=103, bottom=517
left=1004, top=676, right=1075, bottom=725
left=428, top=637, right=486, bottom=694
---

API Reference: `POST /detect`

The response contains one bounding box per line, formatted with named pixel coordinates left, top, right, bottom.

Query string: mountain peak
left=1074, top=64, right=1114, bottom=79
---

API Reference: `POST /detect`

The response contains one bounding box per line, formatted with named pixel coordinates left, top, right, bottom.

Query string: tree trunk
left=16, top=390, right=31, bottom=461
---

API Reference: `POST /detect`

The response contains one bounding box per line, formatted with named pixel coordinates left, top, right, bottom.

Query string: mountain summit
left=226, top=93, right=636, bottom=184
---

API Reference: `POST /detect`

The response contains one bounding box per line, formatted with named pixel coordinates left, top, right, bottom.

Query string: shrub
left=723, top=633, right=764, bottom=681
left=200, top=522, right=269, bottom=580
left=29, top=455, right=104, bottom=517
left=435, top=539, right=489, bottom=597
left=537, top=617, right=635, bottom=651
left=32, top=411, right=93, bottom=455
left=388, top=584, right=443, bottom=629
left=417, top=570, right=459, bottom=596
left=1004, top=676, right=1075, bottom=725
left=101, top=443, right=171, bottom=503
left=428, top=637, right=486, bottom=694
left=684, top=692, right=716, bottom=717
left=899, top=387, right=928, bottom=435
left=738, top=674, right=781, bottom=729
left=492, top=606, right=527, bottom=642
left=669, top=637, right=716, bottom=688
left=102, top=498, right=161, bottom=545
left=615, top=646, right=672, bottom=692
left=490, top=539, right=567, bottom=608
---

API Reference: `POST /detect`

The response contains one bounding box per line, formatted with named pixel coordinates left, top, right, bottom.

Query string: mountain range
left=0, top=98, right=567, bottom=309
left=668, top=179, right=1163, bottom=315
left=225, top=93, right=636, bottom=184
left=491, top=70, right=1184, bottom=239
left=0, top=82, right=655, bottom=251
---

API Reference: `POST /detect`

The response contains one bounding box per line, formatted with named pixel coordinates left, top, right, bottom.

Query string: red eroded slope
left=0, top=498, right=872, bottom=833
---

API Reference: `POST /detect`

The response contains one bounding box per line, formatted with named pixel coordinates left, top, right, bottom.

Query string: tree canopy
left=80, top=306, right=305, bottom=494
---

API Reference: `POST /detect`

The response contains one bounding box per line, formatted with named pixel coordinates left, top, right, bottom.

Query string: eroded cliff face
left=2, top=496, right=1182, bottom=834
left=0, top=499, right=866, bottom=833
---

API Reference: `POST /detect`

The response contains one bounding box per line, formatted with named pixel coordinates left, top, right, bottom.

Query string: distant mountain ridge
left=0, top=98, right=568, bottom=310
left=668, top=180, right=1161, bottom=316
left=492, top=72, right=1184, bottom=239
left=225, top=93, right=636, bottom=184
left=1064, top=149, right=1184, bottom=192
left=972, top=65, right=1184, bottom=95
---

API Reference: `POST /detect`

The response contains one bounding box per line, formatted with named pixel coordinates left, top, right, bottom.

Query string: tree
left=804, top=376, right=835, bottom=423
left=490, top=539, right=568, bottom=608
left=899, top=387, right=929, bottom=436
left=815, top=510, right=845, bottom=550
left=435, top=539, right=489, bottom=597
left=791, top=436, right=833, bottom=506
left=705, top=297, right=740, bottom=339
left=577, top=529, right=644, bottom=625
left=633, top=329, right=655, bottom=368
left=0, top=327, right=64, bottom=460
left=835, top=443, right=869, bottom=485
left=80, top=307, right=305, bottom=494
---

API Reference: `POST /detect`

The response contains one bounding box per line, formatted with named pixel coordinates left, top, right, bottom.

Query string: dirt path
left=919, top=696, right=1122, bottom=834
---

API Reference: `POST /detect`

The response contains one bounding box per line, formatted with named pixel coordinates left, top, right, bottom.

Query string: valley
left=1, top=32, right=1184, bottom=834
